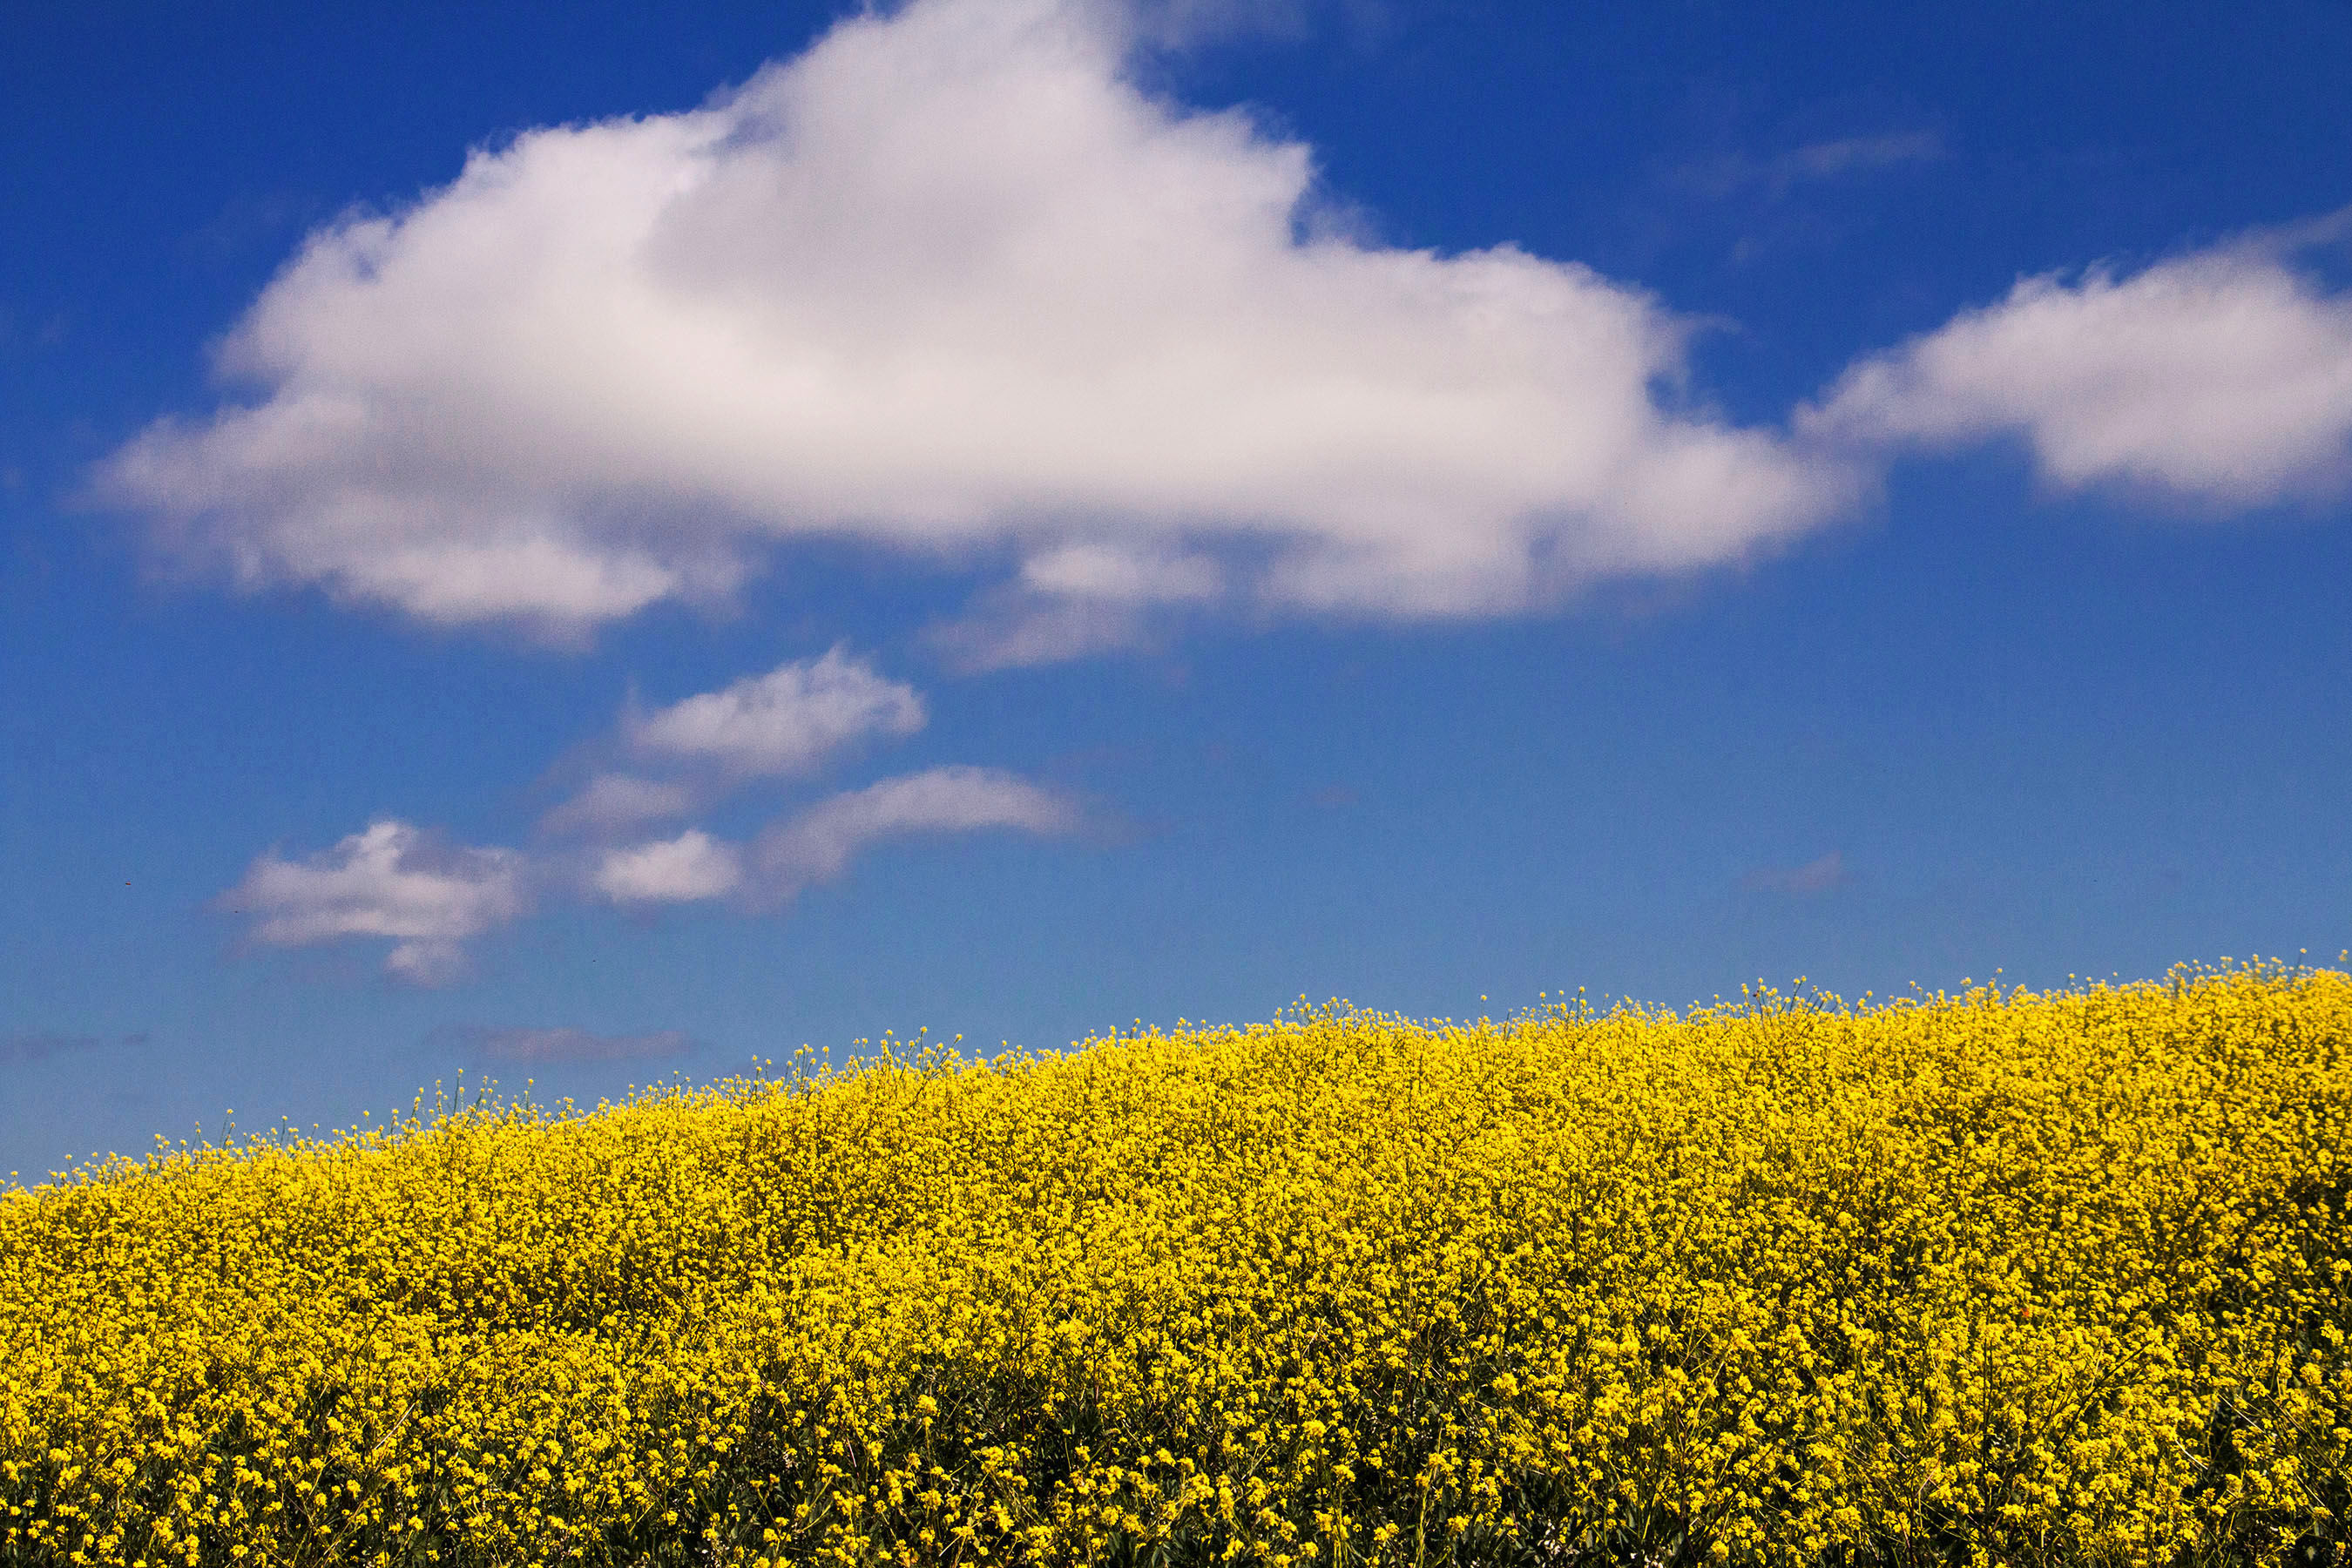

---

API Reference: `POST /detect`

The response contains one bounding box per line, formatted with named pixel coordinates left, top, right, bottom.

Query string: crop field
left=2, top=968, right=2348, bottom=1568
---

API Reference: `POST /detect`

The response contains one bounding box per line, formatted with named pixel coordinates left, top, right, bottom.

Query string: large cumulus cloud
left=97, top=0, right=1853, bottom=659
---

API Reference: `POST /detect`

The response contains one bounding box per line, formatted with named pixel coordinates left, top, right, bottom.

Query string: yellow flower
left=2, top=965, right=2345, bottom=1566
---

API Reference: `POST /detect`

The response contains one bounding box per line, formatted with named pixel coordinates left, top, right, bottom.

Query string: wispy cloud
left=1771, top=131, right=1943, bottom=187
left=2, top=1031, right=104, bottom=1066
left=1680, top=130, right=1944, bottom=203
left=929, top=588, right=1170, bottom=672
left=580, top=767, right=1083, bottom=909
left=754, top=766, right=1079, bottom=900
left=538, top=774, right=698, bottom=837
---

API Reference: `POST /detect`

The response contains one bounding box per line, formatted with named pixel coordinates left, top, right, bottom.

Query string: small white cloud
left=539, top=773, right=697, bottom=836
left=94, top=0, right=1852, bottom=652
left=929, top=589, right=1159, bottom=672
left=1686, top=130, right=1943, bottom=203
left=220, top=686, right=1075, bottom=967
left=1778, top=131, right=1943, bottom=185
left=593, top=828, right=746, bottom=904
left=753, top=766, right=1076, bottom=899
left=1742, top=850, right=1849, bottom=895
left=219, top=821, right=529, bottom=984
left=542, top=649, right=925, bottom=833
left=386, top=938, right=474, bottom=987
left=625, top=648, right=926, bottom=778
left=1804, top=236, right=2352, bottom=505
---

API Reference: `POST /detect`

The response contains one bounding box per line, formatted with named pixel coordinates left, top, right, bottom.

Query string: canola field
left=3, top=969, right=2348, bottom=1568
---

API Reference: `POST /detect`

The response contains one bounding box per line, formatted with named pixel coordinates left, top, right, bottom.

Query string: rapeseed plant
left=1, top=966, right=2345, bottom=1567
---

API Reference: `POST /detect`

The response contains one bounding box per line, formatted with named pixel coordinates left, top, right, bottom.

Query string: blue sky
left=5, top=0, right=2350, bottom=1182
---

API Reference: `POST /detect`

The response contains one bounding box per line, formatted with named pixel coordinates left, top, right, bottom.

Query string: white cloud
left=215, top=663, right=1072, bottom=973
left=1742, top=849, right=1848, bottom=895
left=1119, top=0, right=1315, bottom=47
left=588, top=767, right=1073, bottom=909
left=210, top=769, right=1071, bottom=977
left=1805, top=238, right=2352, bottom=505
left=1020, top=542, right=1225, bottom=604
left=542, top=648, right=926, bottom=832
left=928, top=542, right=1227, bottom=669
left=538, top=772, right=697, bottom=836
left=1684, top=130, right=1943, bottom=202
left=1773, top=132, right=1942, bottom=188
left=753, top=766, right=1078, bottom=899
left=95, top=0, right=1851, bottom=650
left=218, top=821, right=529, bottom=984
left=385, top=938, right=475, bottom=988
left=625, top=647, right=925, bottom=777
left=929, top=584, right=1164, bottom=671
left=593, top=828, right=746, bottom=904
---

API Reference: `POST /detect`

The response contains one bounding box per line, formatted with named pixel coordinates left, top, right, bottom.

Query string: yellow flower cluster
left=3, top=966, right=2348, bottom=1567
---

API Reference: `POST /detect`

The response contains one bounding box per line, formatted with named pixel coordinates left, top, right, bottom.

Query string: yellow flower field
left=3, top=967, right=2347, bottom=1568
